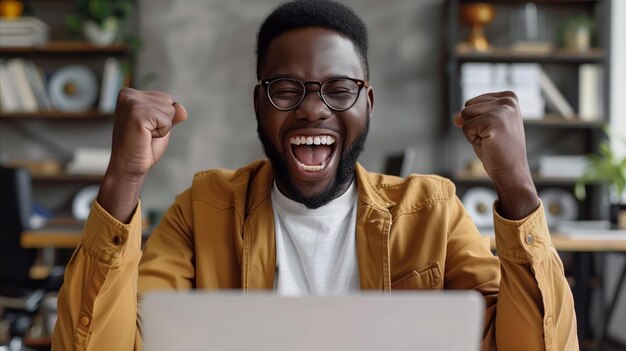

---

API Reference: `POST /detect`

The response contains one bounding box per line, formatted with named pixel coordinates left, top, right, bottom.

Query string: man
left=53, top=1, right=577, bottom=350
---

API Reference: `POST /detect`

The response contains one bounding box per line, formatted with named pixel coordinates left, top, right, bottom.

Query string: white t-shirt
left=271, top=181, right=360, bottom=295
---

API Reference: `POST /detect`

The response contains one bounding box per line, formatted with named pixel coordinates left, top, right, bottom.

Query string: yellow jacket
left=53, top=160, right=577, bottom=350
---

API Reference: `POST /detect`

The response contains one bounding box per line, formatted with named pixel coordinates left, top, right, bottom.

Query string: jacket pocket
left=391, top=261, right=443, bottom=290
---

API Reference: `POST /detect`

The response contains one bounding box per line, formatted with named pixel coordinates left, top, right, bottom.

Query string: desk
left=24, top=230, right=626, bottom=251
left=487, top=232, right=626, bottom=252
left=21, top=228, right=83, bottom=249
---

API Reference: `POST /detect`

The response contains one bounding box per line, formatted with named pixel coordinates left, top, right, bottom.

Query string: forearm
left=494, top=169, right=540, bottom=220
left=97, top=167, right=145, bottom=224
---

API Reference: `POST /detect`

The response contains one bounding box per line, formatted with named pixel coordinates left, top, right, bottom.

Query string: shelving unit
left=1, top=38, right=132, bottom=217
left=443, top=1, right=614, bottom=348
left=443, top=0, right=611, bottom=220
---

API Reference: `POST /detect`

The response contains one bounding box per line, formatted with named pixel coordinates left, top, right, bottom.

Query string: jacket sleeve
left=52, top=201, right=144, bottom=351
left=52, top=189, right=196, bottom=351
left=444, top=196, right=577, bottom=351
left=491, top=201, right=577, bottom=351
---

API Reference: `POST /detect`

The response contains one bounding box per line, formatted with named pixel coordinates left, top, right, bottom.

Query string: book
left=7, top=58, right=38, bottom=112
left=0, top=17, right=49, bottom=47
left=578, top=63, right=603, bottom=121
left=99, top=58, right=122, bottom=113
left=24, top=60, right=52, bottom=111
left=539, top=69, right=575, bottom=118
left=0, top=61, right=19, bottom=112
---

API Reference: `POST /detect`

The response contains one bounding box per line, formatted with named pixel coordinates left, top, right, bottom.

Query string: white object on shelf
left=99, top=58, right=122, bottom=113
left=0, top=17, right=49, bottom=47
left=72, top=185, right=99, bottom=220
left=538, top=155, right=589, bottom=178
left=461, top=63, right=544, bottom=119
left=66, top=147, right=110, bottom=175
left=539, top=188, right=579, bottom=227
left=48, top=64, right=98, bottom=112
left=461, top=187, right=496, bottom=228
left=578, top=63, right=603, bottom=121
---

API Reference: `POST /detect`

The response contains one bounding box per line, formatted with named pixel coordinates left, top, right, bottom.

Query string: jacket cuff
left=80, top=200, right=143, bottom=265
left=493, top=201, right=553, bottom=263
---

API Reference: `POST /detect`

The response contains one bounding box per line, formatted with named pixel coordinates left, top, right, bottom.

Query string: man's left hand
left=454, top=91, right=540, bottom=220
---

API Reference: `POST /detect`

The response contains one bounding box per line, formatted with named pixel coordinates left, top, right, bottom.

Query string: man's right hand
left=97, top=88, right=188, bottom=223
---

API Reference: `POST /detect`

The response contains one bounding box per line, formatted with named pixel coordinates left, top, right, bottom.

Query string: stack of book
left=0, top=17, right=49, bottom=47
left=0, top=58, right=52, bottom=112
left=538, top=155, right=589, bottom=178
left=461, top=63, right=545, bottom=119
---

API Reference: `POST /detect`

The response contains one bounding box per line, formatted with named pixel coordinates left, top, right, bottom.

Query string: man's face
left=254, top=27, right=374, bottom=209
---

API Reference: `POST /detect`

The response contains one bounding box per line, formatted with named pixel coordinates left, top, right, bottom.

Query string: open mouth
left=289, top=134, right=336, bottom=172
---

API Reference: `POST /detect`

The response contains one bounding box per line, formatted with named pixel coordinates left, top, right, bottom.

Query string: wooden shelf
left=0, top=41, right=128, bottom=56
left=31, top=173, right=103, bottom=182
left=0, top=109, right=113, bottom=120
left=454, top=171, right=596, bottom=185
left=523, top=115, right=605, bottom=128
left=459, top=0, right=601, bottom=4
left=453, top=47, right=606, bottom=63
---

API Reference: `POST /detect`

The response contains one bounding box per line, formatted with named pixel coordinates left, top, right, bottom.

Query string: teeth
left=289, top=135, right=336, bottom=146
left=298, top=161, right=327, bottom=172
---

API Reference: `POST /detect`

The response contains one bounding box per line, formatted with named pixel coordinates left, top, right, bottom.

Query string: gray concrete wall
left=136, top=0, right=444, bottom=213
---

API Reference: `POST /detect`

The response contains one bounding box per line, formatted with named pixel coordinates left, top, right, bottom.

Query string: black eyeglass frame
left=258, top=77, right=369, bottom=112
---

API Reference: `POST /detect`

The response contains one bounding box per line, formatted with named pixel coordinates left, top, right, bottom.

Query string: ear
left=366, top=86, right=375, bottom=117
left=253, top=84, right=261, bottom=115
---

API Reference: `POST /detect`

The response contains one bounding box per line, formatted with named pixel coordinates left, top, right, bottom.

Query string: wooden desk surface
left=21, top=227, right=84, bottom=248
left=488, top=233, right=626, bottom=252
left=22, top=228, right=626, bottom=252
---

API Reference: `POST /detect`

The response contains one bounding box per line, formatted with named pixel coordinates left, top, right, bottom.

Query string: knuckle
left=166, top=105, right=176, bottom=116
left=501, top=95, right=518, bottom=108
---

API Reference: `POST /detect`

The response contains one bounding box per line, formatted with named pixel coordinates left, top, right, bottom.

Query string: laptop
left=141, top=291, right=484, bottom=351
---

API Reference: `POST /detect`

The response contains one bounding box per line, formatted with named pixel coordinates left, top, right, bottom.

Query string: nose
left=294, top=87, right=332, bottom=122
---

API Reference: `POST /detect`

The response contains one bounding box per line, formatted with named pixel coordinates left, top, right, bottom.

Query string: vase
left=83, top=18, right=118, bottom=47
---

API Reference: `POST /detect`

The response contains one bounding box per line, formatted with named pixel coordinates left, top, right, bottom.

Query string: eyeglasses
left=259, top=77, right=369, bottom=112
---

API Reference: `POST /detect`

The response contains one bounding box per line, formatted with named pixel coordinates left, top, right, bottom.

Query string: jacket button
left=112, top=235, right=123, bottom=246
left=525, top=234, right=534, bottom=245
left=80, top=316, right=90, bottom=326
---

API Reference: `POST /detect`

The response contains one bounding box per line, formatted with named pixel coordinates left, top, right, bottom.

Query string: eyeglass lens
left=267, top=78, right=361, bottom=111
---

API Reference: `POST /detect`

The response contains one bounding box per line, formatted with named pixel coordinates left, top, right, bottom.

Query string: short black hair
left=256, top=0, right=369, bottom=80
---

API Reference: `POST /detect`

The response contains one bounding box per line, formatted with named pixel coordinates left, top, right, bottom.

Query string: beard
left=256, top=112, right=370, bottom=209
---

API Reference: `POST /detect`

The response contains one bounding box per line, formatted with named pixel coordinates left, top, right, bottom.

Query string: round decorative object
left=539, top=188, right=579, bottom=227
left=72, top=185, right=99, bottom=220
left=48, top=65, right=98, bottom=112
left=461, top=187, right=497, bottom=228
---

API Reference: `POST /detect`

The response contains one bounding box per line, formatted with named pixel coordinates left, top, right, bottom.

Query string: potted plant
left=66, top=0, right=134, bottom=47
left=575, top=133, right=626, bottom=228
left=561, top=14, right=595, bottom=51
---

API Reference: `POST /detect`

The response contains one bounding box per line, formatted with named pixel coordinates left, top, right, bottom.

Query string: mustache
left=282, top=122, right=341, bottom=136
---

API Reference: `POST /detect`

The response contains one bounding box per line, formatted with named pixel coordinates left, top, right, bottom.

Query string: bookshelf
left=0, top=17, right=133, bottom=220
left=443, top=0, right=611, bottom=216
left=444, top=1, right=612, bottom=348
left=0, top=42, right=128, bottom=55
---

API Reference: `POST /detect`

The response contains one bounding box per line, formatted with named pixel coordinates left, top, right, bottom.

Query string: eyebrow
left=263, top=74, right=359, bottom=81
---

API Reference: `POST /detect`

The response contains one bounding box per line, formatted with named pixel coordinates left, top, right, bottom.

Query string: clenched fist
left=454, top=91, right=539, bottom=220
left=98, top=88, right=188, bottom=223
left=109, top=88, right=188, bottom=179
